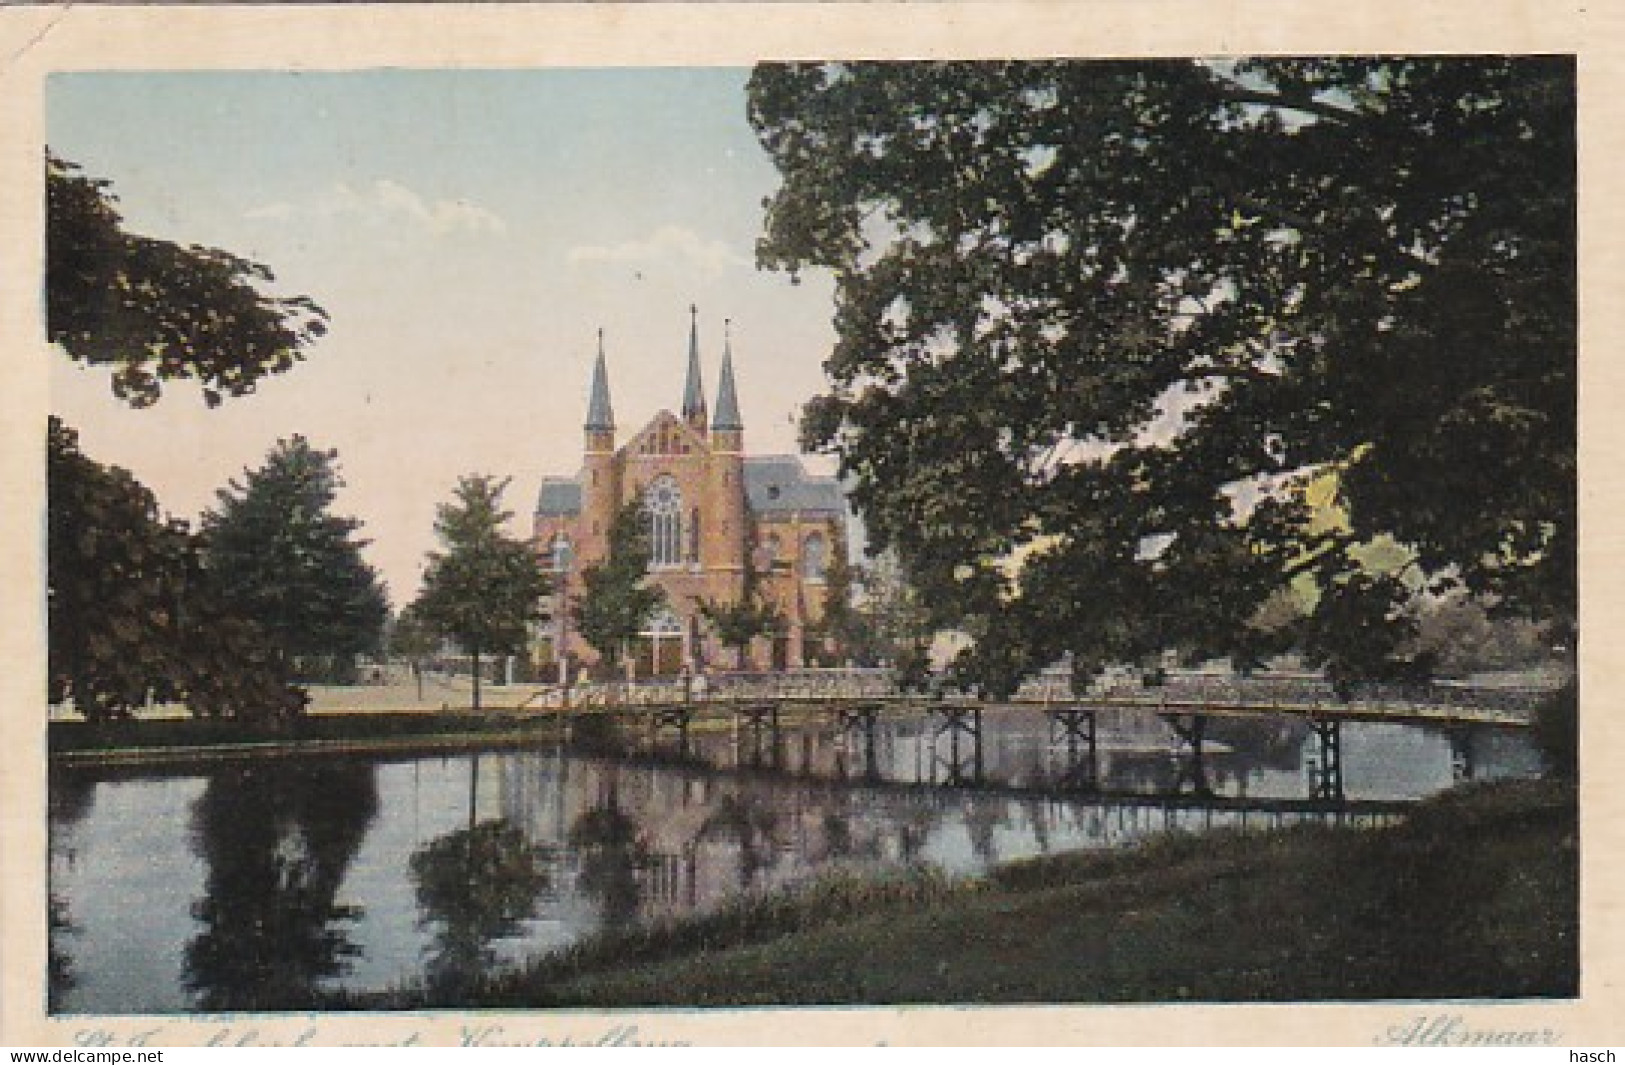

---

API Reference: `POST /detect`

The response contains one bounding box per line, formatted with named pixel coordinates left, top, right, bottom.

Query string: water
left=48, top=709, right=1541, bottom=1013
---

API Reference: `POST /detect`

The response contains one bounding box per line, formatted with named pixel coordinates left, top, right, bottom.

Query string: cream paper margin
left=0, top=1, right=1617, bottom=1047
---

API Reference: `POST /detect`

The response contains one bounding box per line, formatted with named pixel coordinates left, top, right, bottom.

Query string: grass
left=49, top=710, right=560, bottom=758
left=348, top=777, right=1576, bottom=1008
left=45, top=700, right=812, bottom=760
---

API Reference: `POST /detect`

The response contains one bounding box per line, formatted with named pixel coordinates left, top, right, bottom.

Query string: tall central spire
left=585, top=328, right=615, bottom=433
left=681, top=304, right=708, bottom=431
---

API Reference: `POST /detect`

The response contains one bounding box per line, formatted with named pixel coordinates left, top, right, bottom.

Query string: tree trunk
left=472, top=647, right=482, bottom=712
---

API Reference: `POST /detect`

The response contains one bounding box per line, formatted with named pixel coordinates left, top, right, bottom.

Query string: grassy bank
left=49, top=711, right=562, bottom=764
left=368, top=778, right=1575, bottom=1008
left=47, top=701, right=830, bottom=765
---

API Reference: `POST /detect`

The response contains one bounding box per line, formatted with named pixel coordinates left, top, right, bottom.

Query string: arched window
left=551, top=534, right=574, bottom=574
left=646, top=475, right=683, bottom=568
left=803, top=532, right=827, bottom=580
left=689, top=507, right=701, bottom=565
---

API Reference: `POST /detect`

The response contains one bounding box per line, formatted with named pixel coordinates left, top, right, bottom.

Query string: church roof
left=534, top=458, right=844, bottom=519
left=744, top=456, right=845, bottom=516
left=536, top=476, right=582, bottom=516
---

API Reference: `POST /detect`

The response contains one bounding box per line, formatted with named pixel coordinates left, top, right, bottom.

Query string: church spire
left=681, top=304, right=708, bottom=430
left=585, top=328, right=615, bottom=432
left=713, top=318, right=744, bottom=432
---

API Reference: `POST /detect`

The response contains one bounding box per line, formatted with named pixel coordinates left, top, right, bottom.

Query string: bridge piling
left=1162, top=713, right=1214, bottom=797
left=932, top=703, right=984, bottom=786
left=1449, top=726, right=1477, bottom=782
left=832, top=702, right=884, bottom=781
left=1307, top=717, right=1345, bottom=803
left=735, top=703, right=782, bottom=770
left=649, top=704, right=694, bottom=760
left=1049, top=705, right=1100, bottom=793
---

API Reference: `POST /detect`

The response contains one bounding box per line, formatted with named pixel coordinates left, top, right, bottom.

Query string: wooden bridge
left=537, top=669, right=1550, bottom=810
left=548, top=667, right=1543, bottom=727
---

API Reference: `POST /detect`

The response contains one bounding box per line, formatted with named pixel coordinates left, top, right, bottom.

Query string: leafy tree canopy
left=388, top=604, right=441, bottom=663
left=573, top=496, right=665, bottom=672
left=47, top=153, right=328, bottom=408
left=46, top=155, right=332, bottom=718
left=48, top=417, right=302, bottom=721
left=48, top=416, right=191, bottom=717
left=698, top=551, right=782, bottom=669
left=202, top=436, right=389, bottom=678
left=414, top=476, right=550, bottom=707
left=749, top=57, right=1574, bottom=694
left=699, top=596, right=782, bottom=670
left=839, top=549, right=936, bottom=676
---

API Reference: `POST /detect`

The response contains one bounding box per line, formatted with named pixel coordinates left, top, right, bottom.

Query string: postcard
left=1, top=1, right=1619, bottom=1048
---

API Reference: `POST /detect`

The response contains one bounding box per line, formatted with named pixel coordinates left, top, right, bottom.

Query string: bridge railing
left=551, top=666, right=1550, bottom=722
left=707, top=669, right=896, bottom=702
left=1014, top=671, right=1550, bottom=721
left=540, top=668, right=898, bottom=709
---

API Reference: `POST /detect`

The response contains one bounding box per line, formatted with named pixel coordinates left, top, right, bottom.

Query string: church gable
left=624, top=410, right=709, bottom=460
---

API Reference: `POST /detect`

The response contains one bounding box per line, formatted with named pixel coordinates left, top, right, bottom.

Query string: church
left=532, top=309, right=848, bottom=678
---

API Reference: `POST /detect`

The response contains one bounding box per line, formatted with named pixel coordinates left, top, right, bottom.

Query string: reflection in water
left=50, top=773, right=99, bottom=828
left=48, top=895, right=75, bottom=1012
left=895, top=797, right=943, bottom=865
left=47, top=773, right=98, bottom=1012
left=696, top=793, right=784, bottom=890
left=963, top=793, right=1009, bottom=866
left=48, top=711, right=1542, bottom=1014
left=1020, top=796, right=1053, bottom=856
left=568, top=782, right=654, bottom=934
left=182, top=761, right=378, bottom=1011
left=410, top=819, right=548, bottom=998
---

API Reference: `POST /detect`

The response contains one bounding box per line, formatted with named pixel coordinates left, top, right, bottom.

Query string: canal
left=49, top=708, right=1541, bottom=1013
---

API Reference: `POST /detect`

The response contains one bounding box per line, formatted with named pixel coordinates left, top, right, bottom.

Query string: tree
left=699, top=597, right=782, bottom=672
left=1411, top=591, right=1555, bottom=677
left=573, top=497, right=664, bottom=679
left=839, top=549, right=936, bottom=677
left=48, top=416, right=191, bottom=720
left=47, top=153, right=328, bottom=408
left=748, top=58, right=1574, bottom=694
left=413, top=476, right=549, bottom=711
left=809, top=535, right=858, bottom=666
left=201, top=437, right=389, bottom=682
left=46, top=154, right=330, bottom=720
left=389, top=604, right=441, bottom=700
left=697, top=554, right=782, bottom=670
left=48, top=417, right=303, bottom=722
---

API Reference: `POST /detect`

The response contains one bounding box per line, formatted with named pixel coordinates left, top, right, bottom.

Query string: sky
left=47, top=68, right=841, bottom=604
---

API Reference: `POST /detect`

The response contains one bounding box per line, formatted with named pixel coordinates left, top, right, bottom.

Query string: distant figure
left=692, top=669, right=709, bottom=702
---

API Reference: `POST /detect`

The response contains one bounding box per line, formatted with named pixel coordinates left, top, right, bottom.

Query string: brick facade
left=533, top=312, right=847, bottom=677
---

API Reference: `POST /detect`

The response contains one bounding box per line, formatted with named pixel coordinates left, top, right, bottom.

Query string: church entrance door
left=636, top=608, right=686, bottom=677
